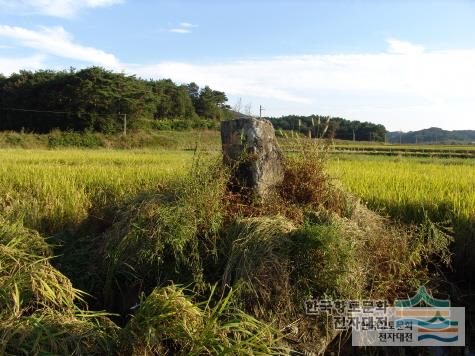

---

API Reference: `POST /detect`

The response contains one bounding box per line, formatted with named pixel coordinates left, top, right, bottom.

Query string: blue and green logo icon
left=395, top=286, right=460, bottom=344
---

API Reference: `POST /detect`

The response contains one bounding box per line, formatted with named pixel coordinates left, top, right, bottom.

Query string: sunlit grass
left=0, top=149, right=196, bottom=233
left=328, top=155, right=475, bottom=244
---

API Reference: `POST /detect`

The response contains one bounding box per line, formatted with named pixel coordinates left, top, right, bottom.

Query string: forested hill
left=267, top=115, right=387, bottom=142
left=388, top=127, right=475, bottom=144
left=1, top=67, right=388, bottom=141
left=0, top=67, right=231, bottom=133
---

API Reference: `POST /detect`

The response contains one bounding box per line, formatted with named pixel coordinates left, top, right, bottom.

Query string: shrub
left=151, top=119, right=173, bottom=131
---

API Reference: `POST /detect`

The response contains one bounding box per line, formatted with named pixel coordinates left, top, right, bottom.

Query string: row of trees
left=0, top=67, right=389, bottom=140
left=0, top=67, right=231, bottom=133
left=268, top=115, right=387, bottom=142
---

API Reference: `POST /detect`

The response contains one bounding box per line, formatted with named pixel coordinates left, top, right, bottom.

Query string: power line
left=0, top=107, right=120, bottom=118
left=0, top=107, right=71, bottom=115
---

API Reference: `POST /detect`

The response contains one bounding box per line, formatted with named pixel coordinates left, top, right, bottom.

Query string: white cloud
left=169, top=28, right=190, bottom=34
left=180, top=22, right=197, bottom=28
left=387, top=38, right=424, bottom=55
left=168, top=22, right=197, bottom=34
left=0, top=0, right=123, bottom=18
left=131, top=39, right=475, bottom=130
left=133, top=61, right=311, bottom=103
left=0, top=25, right=122, bottom=69
left=0, top=54, right=45, bottom=74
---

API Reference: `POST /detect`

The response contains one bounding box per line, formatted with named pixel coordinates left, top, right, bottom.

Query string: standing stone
left=221, top=118, right=284, bottom=199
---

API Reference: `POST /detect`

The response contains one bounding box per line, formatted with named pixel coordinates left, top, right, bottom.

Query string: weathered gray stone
left=221, top=118, right=284, bottom=199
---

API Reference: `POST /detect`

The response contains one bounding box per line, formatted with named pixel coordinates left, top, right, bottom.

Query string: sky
left=0, top=1, right=475, bottom=131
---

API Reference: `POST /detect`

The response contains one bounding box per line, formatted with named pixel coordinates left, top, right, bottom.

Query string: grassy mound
left=0, top=142, right=453, bottom=354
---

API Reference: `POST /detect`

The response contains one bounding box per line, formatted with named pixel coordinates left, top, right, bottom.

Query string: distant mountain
left=387, top=127, right=475, bottom=144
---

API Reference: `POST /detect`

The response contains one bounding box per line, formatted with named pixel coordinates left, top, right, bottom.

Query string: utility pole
left=123, top=113, right=127, bottom=136
left=353, top=129, right=356, bottom=142
left=259, top=105, right=264, bottom=119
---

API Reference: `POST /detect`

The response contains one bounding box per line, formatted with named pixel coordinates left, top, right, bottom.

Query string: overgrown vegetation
left=0, top=138, right=463, bottom=354
left=330, top=155, right=475, bottom=274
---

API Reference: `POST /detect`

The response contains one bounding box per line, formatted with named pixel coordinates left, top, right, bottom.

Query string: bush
left=151, top=119, right=173, bottom=131
left=279, top=139, right=347, bottom=215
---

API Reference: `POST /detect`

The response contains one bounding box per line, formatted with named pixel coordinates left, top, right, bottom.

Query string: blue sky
left=1, top=0, right=475, bottom=131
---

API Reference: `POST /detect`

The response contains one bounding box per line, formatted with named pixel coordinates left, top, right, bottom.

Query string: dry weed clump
left=221, top=216, right=297, bottom=317
left=279, top=140, right=349, bottom=216
left=0, top=218, right=78, bottom=317
left=346, top=204, right=452, bottom=301
left=1, top=312, right=118, bottom=356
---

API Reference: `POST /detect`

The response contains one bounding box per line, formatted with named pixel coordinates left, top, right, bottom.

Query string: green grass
left=0, top=130, right=221, bottom=150
left=2, top=129, right=475, bottom=156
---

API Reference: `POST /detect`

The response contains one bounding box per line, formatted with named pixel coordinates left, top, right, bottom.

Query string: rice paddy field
left=330, top=155, right=475, bottom=227
left=1, top=148, right=473, bottom=238
left=0, top=149, right=193, bottom=234
left=1, top=134, right=474, bottom=354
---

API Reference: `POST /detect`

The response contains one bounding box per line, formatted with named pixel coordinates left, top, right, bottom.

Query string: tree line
left=268, top=115, right=387, bottom=142
left=0, top=67, right=231, bottom=133
left=0, top=67, right=388, bottom=141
